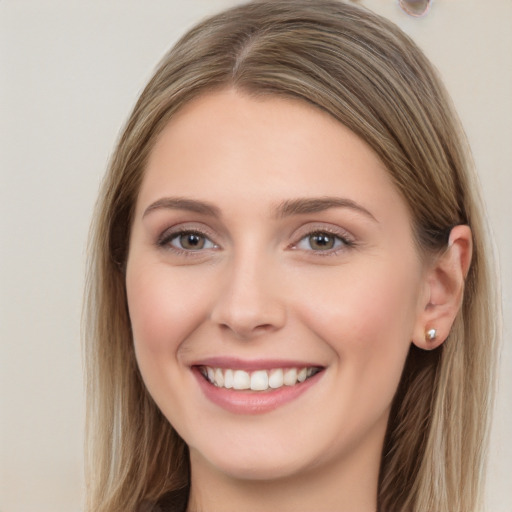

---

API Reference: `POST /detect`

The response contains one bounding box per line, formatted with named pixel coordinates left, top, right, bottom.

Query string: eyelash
left=157, top=229, right=218, bottom=256
left=156, top=227, right=355, bottom=257
left=291, top=229, right=355, bottom=255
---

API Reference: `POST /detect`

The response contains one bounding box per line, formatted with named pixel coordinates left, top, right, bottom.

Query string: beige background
left=0, top=1, right=510, bottom=510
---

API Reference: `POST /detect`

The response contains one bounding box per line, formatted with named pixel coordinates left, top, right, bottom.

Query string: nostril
left=209, top=272, right=287, bottom=338
left=217, top=321, right=278, bottom=340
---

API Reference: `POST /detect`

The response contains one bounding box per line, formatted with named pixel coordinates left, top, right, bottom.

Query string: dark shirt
left=138, top=487, right=189, bottom=512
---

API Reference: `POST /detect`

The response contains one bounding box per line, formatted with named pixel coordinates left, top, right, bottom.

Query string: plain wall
left=0, top=1, right=510, bottom=510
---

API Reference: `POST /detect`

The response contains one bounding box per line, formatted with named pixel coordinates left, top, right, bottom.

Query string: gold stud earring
left=426, top=328, right=437, bottom=341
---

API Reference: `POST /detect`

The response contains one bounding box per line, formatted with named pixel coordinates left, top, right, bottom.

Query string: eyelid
left=171, top=231, right=217, bottom=251
left=156, top=223, right=220, bottom=252
left=289, top=223, right=356, bottom=253
left=155, top=221, right=356, bottom=256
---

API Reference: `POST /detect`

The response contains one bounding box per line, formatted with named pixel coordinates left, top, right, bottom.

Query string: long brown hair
left=84, top=1, right=499, bottom=510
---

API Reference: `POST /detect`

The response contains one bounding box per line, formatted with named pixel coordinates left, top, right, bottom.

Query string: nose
left=209, top=252, right=287, bottom=340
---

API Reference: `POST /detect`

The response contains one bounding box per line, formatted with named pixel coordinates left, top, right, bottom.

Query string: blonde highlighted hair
left=84, top=1, right=499, bottom=510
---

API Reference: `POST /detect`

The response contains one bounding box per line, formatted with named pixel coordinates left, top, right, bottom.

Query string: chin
left=190, top=439, right=314, bottom=482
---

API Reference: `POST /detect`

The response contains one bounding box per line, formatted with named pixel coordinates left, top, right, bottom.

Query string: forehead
left=137, top=88, right=409, bottom=226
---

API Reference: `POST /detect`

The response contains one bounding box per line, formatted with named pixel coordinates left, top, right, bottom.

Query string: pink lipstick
left=191, top=359, right=324, bottom=414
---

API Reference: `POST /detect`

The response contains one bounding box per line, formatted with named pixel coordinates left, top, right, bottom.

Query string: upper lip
left=190, top=357, right=325, bottom=372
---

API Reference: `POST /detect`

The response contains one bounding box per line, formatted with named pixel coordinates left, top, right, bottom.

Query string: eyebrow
left=143, top=196, right=377, bottom=222
left=143, top=197, right=222, bottom=218
left=273, top=197, right=377, bottom=222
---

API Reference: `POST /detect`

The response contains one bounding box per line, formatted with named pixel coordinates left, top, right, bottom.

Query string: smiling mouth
left=198, top=366, right=323, bottom=392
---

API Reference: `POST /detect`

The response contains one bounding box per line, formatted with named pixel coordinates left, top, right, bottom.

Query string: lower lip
left=192, top=367, right=323, bottom=414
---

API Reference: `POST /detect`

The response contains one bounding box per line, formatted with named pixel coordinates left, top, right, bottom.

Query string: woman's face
left=126, top=89, right=429, bottom=482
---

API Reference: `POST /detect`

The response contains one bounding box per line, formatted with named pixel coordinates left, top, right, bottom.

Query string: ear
left=412, top=225, right=472, bottom=350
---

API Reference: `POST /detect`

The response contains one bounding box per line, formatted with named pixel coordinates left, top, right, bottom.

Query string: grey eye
left=297, top=232, right=344, bottom=251
left=170, top=232, right=215, bottom=251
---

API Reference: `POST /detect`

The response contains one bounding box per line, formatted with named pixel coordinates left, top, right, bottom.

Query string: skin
left=126, top=89, right=471, bottom=512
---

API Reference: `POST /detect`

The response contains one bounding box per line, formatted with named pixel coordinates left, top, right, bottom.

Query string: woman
left=84, top=1, right=499, bottom=511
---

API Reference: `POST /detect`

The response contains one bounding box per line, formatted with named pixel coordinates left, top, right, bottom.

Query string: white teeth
left=233, top=370, right=251, bottom=390
left=224, top=369, right=234, bottom=389
left=283, top=368, right=298, bottom=386
left=250, top=370, right=269, bottom=391
left=268, top=368, right=284, bottom=389
left=214, top=368, right=224, bottom=387
left=202, top=365, right=319, bottom=391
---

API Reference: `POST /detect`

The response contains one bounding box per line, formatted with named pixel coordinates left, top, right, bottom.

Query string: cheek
left=125, top=261, right=214, bottom=424
left=298, top=257, right=420, bottom=341
left=294, top=258, right=421, bottom=398
left=126, top=263, right=209, bottom=358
